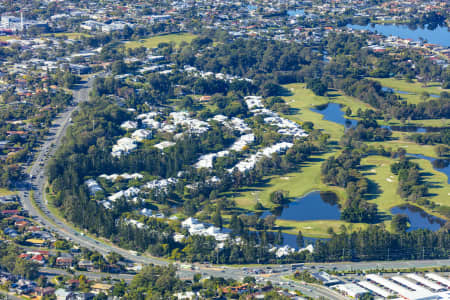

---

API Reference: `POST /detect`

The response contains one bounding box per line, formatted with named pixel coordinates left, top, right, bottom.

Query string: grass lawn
left=368, top=77, right=449, bottom=104
left=361, top=155, right=449, bottom=225
left=410, top=156, right=450, bottom=209
left=0, top=188, right=16, bottom=196
left=282, top=83, right=372, bottom=141
left=43, top=32, right=92, bottom=39
left=379, top=118, right=449, bottom=129
left=124, top=33, right=197, bottom=49
left=371, top=132, right=441, bottom=158
left=233, top=152, right=346, bottom=211
left=231, top=82, right=448, bottom=238
left=276, top=219, right=368, bottom=238
left=0, top=35, right=18, bottom=41
left=361, top=156, right=405, bottom=226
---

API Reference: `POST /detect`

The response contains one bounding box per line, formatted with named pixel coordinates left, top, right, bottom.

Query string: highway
left=16, top=76, right=450, bottom=300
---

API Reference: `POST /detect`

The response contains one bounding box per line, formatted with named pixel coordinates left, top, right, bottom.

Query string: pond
left=391, top=204, right=446, bottom=231
left=408, top=153, right=450, bottom=184
left=267, top=191, right=341, bottom=221
left=311, top=103, right=358, bottom=128
left=312, top=102, right=445, bottom=133
left=287, top=9, right=304, bottom=17
left=348, top=24, right=450, bottom=47
left=382, top=87, right=414, bottom=95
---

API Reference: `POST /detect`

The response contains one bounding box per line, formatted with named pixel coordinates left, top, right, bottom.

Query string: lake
left=269, top=191, right=341, bottom=221
left=287, top=9, right=304, bottom=17
left=408, top=153, right=450, bottom=184
left=391, top=204, right=446, bottom=231
left=311, top=103, right=358, bottom=128
left=348, top=24, right=450, bottom=47
left=312, top=102, right=444, bottom=133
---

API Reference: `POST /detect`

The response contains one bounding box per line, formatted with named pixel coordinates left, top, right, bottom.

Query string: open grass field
left=282, top=83, right=371, bottom=141
left=370, top=131, right=442, bottom=158
left=233, top=152, right=345, bottom=211
left=361, top=155, right=449, bottom=222
left=0, top=188, right=16, bottom=196
left=43, top=32, right=92, bottom=39
left=0, top=35, right=18, bottom=41
left=410, top=157, right=450, bottom=209
left=361, top=155, right=403, bottom=216
left=124, top=33, right=197, bottom=49
left=368, top=77, right=449, bottom=104
left=276, top=219, right=368, bottom=238
left=231, top=82, right=449, bottom=238
left=379, top=118, right=449, bottom=129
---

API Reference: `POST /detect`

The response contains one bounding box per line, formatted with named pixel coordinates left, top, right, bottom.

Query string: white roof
left=391, top=276, right=434, bottom=295
left=229, top=142, right=294, bottom=172
left=366, top=274, right=433, bottom=300
left=334, top=283, right=368, bottom=297
left=425, top=273, right=450, bottom=288
left=358, top=281, right=391, bottom=298
left=406, top=274, right=444, bottom=291
left=120, top=120, right=138, bottom=130
left=154, top=141, right=176, bottom=150
left=84, top=179, right=103, bottom=195
left=132, top=129, right=152, bottom=141
left=108, top=187, right=140, bottom=202
left=100, top=173, right=143, bottom=182
left=181, top=217, right=199, bottom=228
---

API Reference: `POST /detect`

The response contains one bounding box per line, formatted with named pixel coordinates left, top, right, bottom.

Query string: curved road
left=17, top=76, right=450, bottom=300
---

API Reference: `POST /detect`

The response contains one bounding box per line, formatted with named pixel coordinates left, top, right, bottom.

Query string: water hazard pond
left=269, top=191, right=341, bottom=221
left=391, top=204, right=446, bottom=231
left=311, top=102, right=445, bottom=133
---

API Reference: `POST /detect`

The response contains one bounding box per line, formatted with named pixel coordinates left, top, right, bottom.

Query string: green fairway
left=379, top=118, right=449, bottom=129
left=233, top=152, right=345, bottom=211
left=369, top=77, right=449, bottom=104
left=124, top=33, right=197, bottom=49
left=410, top=156, right=450, bottom=209
left=361, top=155, right=449, bottom=223
left=231, top=82, right=449, bottom=238
left=372, top=137, right=439, bottom=158
left=276, top=219, right=368, bottom=238
left=281, top=83, right=371, bottom=141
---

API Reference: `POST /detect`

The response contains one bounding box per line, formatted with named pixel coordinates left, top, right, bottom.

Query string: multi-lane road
left=16, top=76, right=450, bottom=299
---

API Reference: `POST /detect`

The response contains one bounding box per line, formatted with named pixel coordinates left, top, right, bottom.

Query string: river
left=348, top=24, right=450, bottom=47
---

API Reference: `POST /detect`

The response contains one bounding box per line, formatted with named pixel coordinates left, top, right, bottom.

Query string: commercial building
left=334, top=283, right=369, bottom=298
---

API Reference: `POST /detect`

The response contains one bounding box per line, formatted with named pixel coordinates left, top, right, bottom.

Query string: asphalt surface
left=16, top=75, right=450, bottom=300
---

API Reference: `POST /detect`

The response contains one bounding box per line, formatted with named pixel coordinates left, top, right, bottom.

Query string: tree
left=345, top=107, right=352, bottom=117
left=111, top=60, right=127, bottom=75
left=93, top=292, right=107, bottom=300
left=296, top=231, right=304, bottom=248
left=434, top=145, right=448, bottom=157
left=212, top=209, right=223, bottom=228
left=307, top=79, right=327, bottom=96
left=243, top=276, right=256, bottom=284
left=391, top=214, right=410, bottom=233
left=275, top=229, right=283, bottom=245
left=13, top=259, right=39, bottom=279
left=37, top=275, right=48, bottom=287
left=254, top=201, right=264, bottom=210
left=270, top=190, right=286, bottom=205
left=420, top=91, right=430, bottom=101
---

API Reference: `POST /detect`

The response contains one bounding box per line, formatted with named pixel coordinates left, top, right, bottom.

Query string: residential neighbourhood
left=0, top=0, right=448, bottom=299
